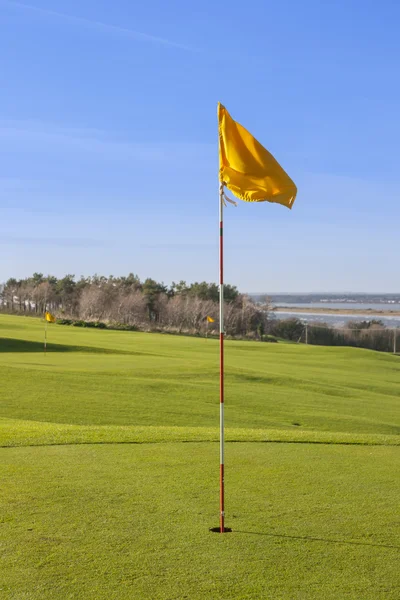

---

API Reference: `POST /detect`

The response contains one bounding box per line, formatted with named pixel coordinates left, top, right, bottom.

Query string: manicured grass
left=1, top=444, right=399, bottom=599
left=0, top=314, right=399, bottom=599
left=1, top=315, right=399, bottom=436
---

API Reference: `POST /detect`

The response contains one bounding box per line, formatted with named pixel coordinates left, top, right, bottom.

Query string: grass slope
left=1, top=315, right=399, bottom=438
left=0, top=314, right=399, bottom=599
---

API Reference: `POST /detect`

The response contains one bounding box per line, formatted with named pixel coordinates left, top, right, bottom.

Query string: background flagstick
left=219, top=182, right=225, bottom=533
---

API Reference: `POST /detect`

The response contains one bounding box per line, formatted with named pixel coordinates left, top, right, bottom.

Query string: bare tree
left=117, top=289, right=147, bottom=326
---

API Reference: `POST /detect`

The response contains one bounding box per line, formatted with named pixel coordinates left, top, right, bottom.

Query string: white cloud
left=2, top=0, right=194, bottom=51
left=0, top=234, right=108, bottom=248
left=0, top=120, right=212, bottom=163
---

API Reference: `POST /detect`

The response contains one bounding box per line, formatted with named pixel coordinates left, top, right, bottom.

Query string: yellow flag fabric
left=218, top=103, right=297, bottom=209
left=206, top=316, right=215, bottom=323
left=45, top=311, right=56, bottom=323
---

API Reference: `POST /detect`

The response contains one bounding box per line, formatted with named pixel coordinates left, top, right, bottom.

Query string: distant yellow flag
left=206, top=316, right=215, bottom=323
left=218, top=103, right=297, bottom=209
left=45, top=311, right=56, bottom=323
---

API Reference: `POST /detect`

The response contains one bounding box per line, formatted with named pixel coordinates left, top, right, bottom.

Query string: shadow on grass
left=235, top=530, right=400, bottom=550
left=0, top=337, right=142, bottom=356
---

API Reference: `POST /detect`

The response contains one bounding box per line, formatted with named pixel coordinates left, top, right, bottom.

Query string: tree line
left=2, top=274, right=397, bottom=351
left=0, top=273, right=272, bottom=338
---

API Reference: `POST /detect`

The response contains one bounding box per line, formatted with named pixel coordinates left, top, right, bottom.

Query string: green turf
left=0, top=314, right=399, bottom=599
left=1, top=315, right=399, bottom=436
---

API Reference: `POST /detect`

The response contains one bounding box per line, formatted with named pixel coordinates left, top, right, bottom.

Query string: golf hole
left=209, top=527, right=232, bottom=533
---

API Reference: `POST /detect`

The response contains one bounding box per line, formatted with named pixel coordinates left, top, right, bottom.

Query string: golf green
left=0, top=315, right=399, bottom=598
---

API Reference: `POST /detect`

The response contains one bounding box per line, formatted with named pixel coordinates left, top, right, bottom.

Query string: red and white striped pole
left=219, top=182, right=225, bottom=533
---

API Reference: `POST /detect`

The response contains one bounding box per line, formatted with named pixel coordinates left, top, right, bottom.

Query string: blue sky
left=1, top=0, right=399, bottom=292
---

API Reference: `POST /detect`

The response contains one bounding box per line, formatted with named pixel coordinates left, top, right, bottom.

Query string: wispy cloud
left=0, top=235, right=109, bottom=248
left=2, top=0, right=194, bottom=51
left=141, top=243, right=215, bottom=249
left=140, top=243, right=256, bottom=250
left=0, top=177, right=42, bottom=190
left=0, top=119, right=212, bottom=162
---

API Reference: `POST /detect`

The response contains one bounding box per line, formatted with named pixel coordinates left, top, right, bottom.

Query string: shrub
left=263, top=334, right=278, bottom=343
left=270, top=318, right=304, bottom=341
left=72, top=320, right=86, bottom=327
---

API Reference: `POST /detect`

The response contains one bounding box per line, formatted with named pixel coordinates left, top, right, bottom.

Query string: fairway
left=1, top=314, right=399, bottom=599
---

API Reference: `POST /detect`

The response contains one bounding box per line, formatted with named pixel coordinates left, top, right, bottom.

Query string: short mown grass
left=0, top=314, right=399, bottom=599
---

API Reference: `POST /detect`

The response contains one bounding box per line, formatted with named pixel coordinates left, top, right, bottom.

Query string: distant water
left=274, top=303, right=400, bottom=328
left=276, top=302, right=400, bottom=311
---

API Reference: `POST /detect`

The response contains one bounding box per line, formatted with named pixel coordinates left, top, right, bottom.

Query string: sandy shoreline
left=275, top=306, right=400, bottom=317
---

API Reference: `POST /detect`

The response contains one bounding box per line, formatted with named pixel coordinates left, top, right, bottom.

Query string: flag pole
left=219, top=182, right=225, bottom=533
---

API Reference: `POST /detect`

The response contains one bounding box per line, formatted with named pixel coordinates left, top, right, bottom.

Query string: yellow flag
left=218, top=103, right=297, bottom=209
left=45, top=311, right=56, bottom=323
left=206, top=316, right=215, bottom=323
